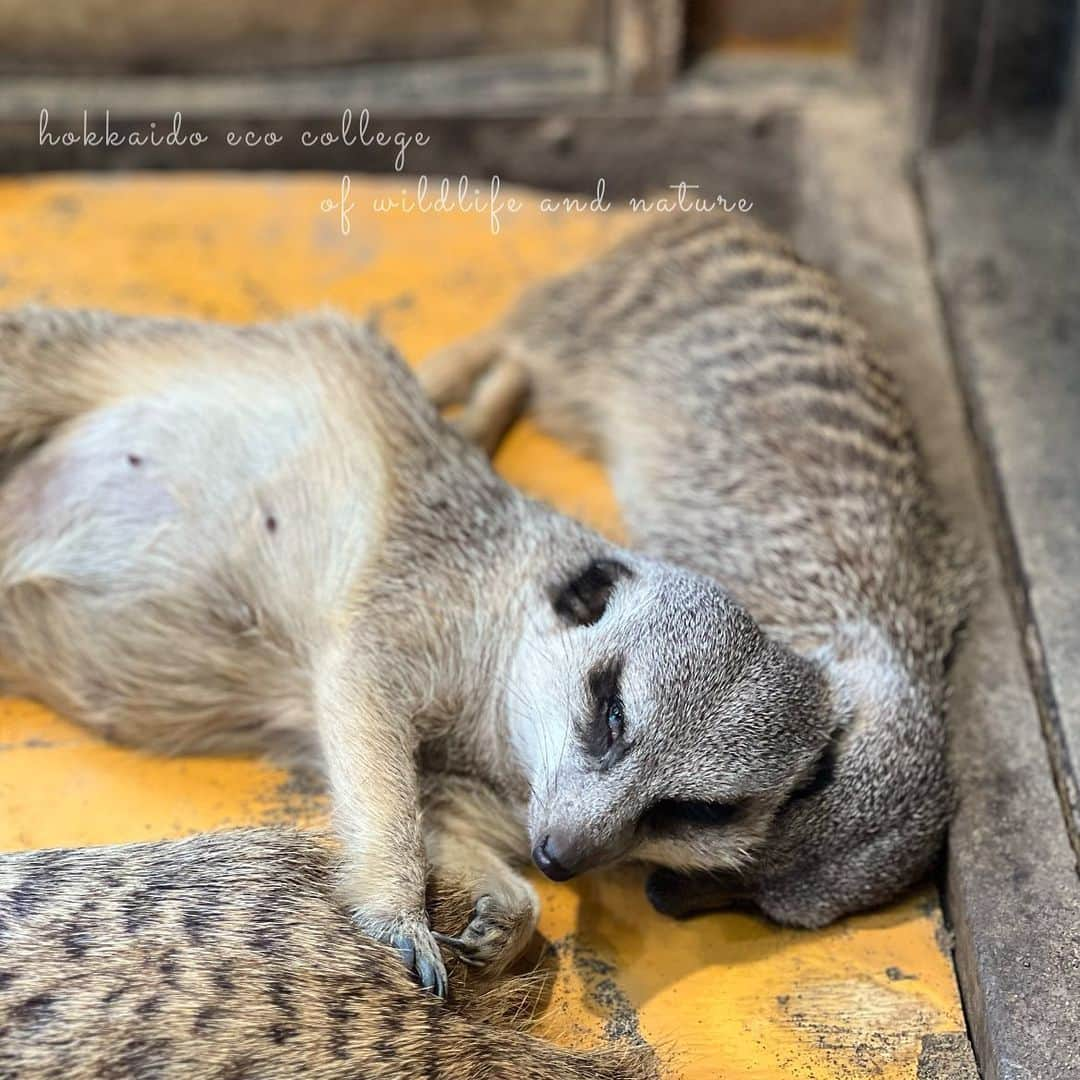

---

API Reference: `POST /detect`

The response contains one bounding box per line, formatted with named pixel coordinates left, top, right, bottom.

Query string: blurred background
left=0, top=0, right=1075, bottom=178
left=1, top=0, right=861, bottom=74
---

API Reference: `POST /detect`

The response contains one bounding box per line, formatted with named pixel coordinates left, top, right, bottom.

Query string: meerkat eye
left=642, top=799, right=740, bottom=831
left=603, top=695, right=625, bottom=749
left=583, top=658, right=626, bottom=759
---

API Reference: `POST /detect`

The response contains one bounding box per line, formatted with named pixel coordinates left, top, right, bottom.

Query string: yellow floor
left=0, top=175, right=967, bottom=1078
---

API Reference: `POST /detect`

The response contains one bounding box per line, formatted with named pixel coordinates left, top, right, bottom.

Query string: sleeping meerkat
left=0, top=828, right=659, bottom=1080
left=0, top=307, right=829, bottom=995
left=420, top=213, right=975, bottom=927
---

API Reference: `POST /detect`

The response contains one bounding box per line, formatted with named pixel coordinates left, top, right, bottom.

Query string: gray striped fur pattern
left=0, top=828, right=658, bottom=1080
left=421, top=213, right=976, bottom=927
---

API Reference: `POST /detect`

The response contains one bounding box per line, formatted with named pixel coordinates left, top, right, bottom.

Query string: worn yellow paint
left=0, top=175, right=967, bottom=1078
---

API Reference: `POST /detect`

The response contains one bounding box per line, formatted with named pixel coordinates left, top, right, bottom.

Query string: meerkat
left=0, top=827, right=659, bottom=1080
left=0, top=307, right=831, bottom=995
left=419, top=213, right=976, bottom=928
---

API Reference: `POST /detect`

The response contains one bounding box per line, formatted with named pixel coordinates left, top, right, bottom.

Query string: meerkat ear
left=551, top=558, right=633, bottom=626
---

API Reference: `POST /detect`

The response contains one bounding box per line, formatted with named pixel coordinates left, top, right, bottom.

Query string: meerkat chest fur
left=0, top=312, right=543, bottom=777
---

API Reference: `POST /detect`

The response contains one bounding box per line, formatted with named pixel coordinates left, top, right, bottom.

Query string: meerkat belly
left=0, top=381, right=386, bottom=749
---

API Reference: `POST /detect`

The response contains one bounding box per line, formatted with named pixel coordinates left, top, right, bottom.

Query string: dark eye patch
left=582, top=658, right=626, bottom=760
left=787, top=739, right=838, bottom=804
left=642, top=799, right=740, bottom=831
left=551, top=558, right=633, bottom=627
left=587, top=657, right=622, bottom=705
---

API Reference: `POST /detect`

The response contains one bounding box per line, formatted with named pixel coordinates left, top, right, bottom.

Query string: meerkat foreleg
left=315, top=653, right=447, bottom=997
left=423, top=777, right=539, bottom=974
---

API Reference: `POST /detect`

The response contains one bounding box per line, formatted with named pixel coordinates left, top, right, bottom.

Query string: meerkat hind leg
left=456, top=359, right=530, bottom=458
left=0, top=307, right=143, bottom=454
left=418, top=333, right=502, bottom=407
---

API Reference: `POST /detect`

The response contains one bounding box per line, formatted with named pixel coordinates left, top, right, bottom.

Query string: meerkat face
left=507, top=556, right=833, bottom=883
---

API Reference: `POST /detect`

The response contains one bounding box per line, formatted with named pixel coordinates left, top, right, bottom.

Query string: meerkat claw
left=391, top=928, right=449, bottom=998
left=431, top=894, right=531, bottom=972
left=432, top=930, right=486, bottom=966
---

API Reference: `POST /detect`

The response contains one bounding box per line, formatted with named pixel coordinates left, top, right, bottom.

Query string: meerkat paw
left=356, top=912, right=449, bottom=998
left=434, top=882, right=539, bottom=974
left=391, top=919, right=449, bottom=998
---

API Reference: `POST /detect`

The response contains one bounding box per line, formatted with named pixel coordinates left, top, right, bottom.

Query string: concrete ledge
left=922, top=138, right=1080, bottom=848
left=920, top=138, right=1080, bottom=1080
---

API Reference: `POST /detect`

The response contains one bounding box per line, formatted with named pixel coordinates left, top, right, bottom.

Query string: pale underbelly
left=0, top=390, right=385, bottom=748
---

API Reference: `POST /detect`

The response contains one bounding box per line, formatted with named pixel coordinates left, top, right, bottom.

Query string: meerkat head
left=507, top=554, right=834, bottom=883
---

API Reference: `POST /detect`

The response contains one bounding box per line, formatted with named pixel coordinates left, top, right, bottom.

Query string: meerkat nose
left=532, top=835, right=576, bottom=881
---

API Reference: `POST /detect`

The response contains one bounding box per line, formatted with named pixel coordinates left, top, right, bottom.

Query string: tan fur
left=0, top=305, right=822, bottom=991
left=0, top=828, right=659, bottom=1080
left=0, top=308, right=550, bottom=992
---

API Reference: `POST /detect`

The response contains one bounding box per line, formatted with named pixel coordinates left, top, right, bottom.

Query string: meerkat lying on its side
left=420, top=214, right=975, bottom=928
left=0, top=308, right=830, bottom=995
left=0, top=828, right=659, bottom=1080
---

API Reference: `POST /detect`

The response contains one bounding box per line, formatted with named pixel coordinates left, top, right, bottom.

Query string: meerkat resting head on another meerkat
left=0, top=305, right=848, bottom=997
left=420, top=213, right=975, bottom=934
